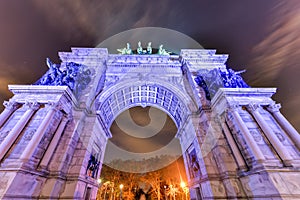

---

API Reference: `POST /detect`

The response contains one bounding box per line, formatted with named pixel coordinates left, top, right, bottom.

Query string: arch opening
left=102, top=105, right=184, bottom=173
left=96, top=83, right=191, bottom=138
left=109, top=106, right=177, bottom=153
left=97, top=82, right=193, bottom=173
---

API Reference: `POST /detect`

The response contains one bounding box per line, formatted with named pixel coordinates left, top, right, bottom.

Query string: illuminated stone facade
left=0, top=48, right=299, bottom=199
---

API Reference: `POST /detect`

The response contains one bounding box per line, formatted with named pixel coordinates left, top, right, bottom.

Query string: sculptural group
left=117, top=41, right=170, bottom=55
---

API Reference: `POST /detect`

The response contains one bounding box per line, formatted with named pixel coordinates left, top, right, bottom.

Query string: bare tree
left=141, top=171, right=163, bottom=200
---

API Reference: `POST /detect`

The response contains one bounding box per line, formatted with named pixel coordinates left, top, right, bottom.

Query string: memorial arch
left=0, top=47, right=300, bottom=200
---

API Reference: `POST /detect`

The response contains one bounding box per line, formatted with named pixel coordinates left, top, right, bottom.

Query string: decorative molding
left=180, top=49, right=228, bottom=71
left=58, top=48, right=108, bottom=63
left=107, top=54, right=181, bottom=67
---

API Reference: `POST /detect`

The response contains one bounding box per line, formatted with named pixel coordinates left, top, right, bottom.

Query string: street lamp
left=119, top=184, right=124, bottom=200
left=180, top=181, right=188, bottom=200
left=164, top=185, right=167, bottom=200
left=180, top=181, right=186, bottom=188
left=97, top=179, right=102, bottom=199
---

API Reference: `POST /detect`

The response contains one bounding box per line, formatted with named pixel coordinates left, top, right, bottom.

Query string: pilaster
left=0, top=101, right=39, bottom=161
left=227, top=103, right=266, bottom=164
left=20, top=102, right=60, bottom=161
left=267, top=103, right=300, bottom=150
left=247, top=103, right=293, bottom=166
left=0, top=100, right=19, bottom=128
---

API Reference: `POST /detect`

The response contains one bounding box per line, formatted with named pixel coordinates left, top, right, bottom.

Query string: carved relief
left=210, top=181, right=226, bottom=197
left=24, top=129, right=36, bottom=141
left=107, top=54, right=181, bottom=67
left=284, top=176, right=300, bottom=193
left=242, top=174, right=276, bottom=196
left=0, top=176, right=9, bottom=193
left=213, top=147, right=228, bottom=173
left=223, top=179, right=243, bottom=197
left=187, top=148, right=201, bottom=178
left=104, top=75, right=119, bottom=88
left=250, top=130, right=262, bottom=143
left=0, top=130, right=10, bottom=143
left=275, top=132, right=285, bottom=142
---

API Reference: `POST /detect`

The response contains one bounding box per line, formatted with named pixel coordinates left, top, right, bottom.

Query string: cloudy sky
left=0, top=0, right=299, bottom=133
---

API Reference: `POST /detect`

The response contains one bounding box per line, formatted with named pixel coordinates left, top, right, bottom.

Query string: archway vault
left=96, top=80, right=194, bottom=136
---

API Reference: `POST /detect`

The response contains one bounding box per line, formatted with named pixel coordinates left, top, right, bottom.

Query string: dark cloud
left=110, top=107, right=177, bottom=153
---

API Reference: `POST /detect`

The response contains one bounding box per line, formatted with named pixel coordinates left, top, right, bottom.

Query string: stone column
left=39, top=115, right=69, bottom=168
left=247, top=104, right=293, bottom=166
left=267, top=103, right=300, bottom=150
left=228, top=104, right=265, bottom=162
left=220, top=115, right=247, bottom=170
left=0, top=101, right=39, bottom=161
left=20, top=102, right=59, bottom=161
left=0, top=100, right=19, bottom=128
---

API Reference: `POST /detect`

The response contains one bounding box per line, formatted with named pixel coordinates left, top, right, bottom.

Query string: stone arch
left=96, top=80, right=196, bottom=135
left=2, top=48, right=299, bottom=200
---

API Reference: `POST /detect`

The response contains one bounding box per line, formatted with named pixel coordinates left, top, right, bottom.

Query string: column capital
left=62, top=113, right=73, bottom=122
left=227, top=102, right=240, bottom=111
left=45, top=101, right=61, bottom=111
left=24, top=101, right=40, bottom=110
left=266, top=103, right=281, bottom=113
left=218, top=114, right=226, bottom=123
left=247, top=103, right=260, bottom=112
left=3, top=100, right=19, bottom=110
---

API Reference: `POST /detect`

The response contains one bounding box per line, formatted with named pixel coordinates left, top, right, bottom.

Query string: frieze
left=184, top=57, right=228, bottom=65
left=180, top=49, right=217, bottom=57
left=180, top=49, right=229, bottom=67
left=107, top=54, right=181, bottom=67
left=58, top=48, right=108, bottom=63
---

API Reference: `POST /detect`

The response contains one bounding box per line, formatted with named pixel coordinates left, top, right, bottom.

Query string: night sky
left=0, top=0, right=299, bottom=133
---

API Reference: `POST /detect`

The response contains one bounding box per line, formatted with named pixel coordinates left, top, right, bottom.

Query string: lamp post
left=119, top=184, right=124, bottom=200
left=180, top=181, right=188, bottom=200
left=164, top=185, right=167, bottom=200
left=97, top=179, right=102, bottom=199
